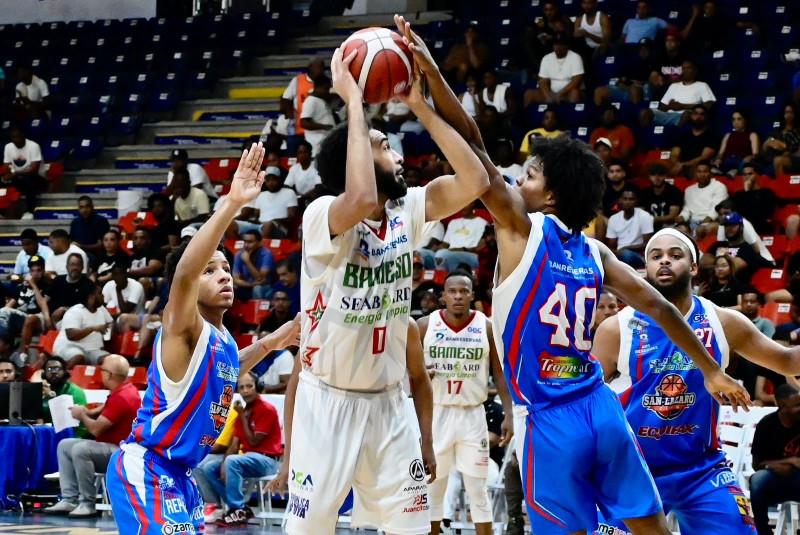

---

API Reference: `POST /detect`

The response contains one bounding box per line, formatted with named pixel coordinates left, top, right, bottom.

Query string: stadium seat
left=32, top=329, right=59, bottom=356
left=71, top=365, right=103, bottom=390
left=204, top=158, right=236, bottom=182
left=235, top=333, right=258, bottom=349
left=231, top=299, right=271, bottom=326
left=119, top=211, right=158, bottom=235
left=761, top=302, right=792, bottom=326
left=0, top=186, right=21, bottom=210
left=724, top=175, right=745, bottom=195
left=750, top=268, right=787, bottom=294
left=763, top=174, right=800, bottom=201
left=761, top=234, right=789, bottom=264
left=128, top=366, right=148, bottom=390
left=71, top=138, right=103, bottom=160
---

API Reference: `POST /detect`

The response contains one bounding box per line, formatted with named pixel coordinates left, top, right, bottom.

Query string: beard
left=646, top=268, right=692, bottom=300
left=376, top=164, right=407, bottom=201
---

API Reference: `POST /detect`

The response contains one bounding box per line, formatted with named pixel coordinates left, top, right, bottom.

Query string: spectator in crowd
left=47, top=253, right=94, bottom=329
left=750, top=383, right=800, bottom=535
left=13, top=228, right=52, bottom=276
left=69, top=196, right=111, bottom=256
left=435, top=202, right=488, bottom=271
left=255, top=348, right=294, bottom=394
left=410, top=255, right=443, bottom=319
left=204, top=372, right=282, bottom=527
left=1, top=127, right=47, bottom=216
left=675, top=161, right=728, bottom=236
left=47, top=229, right=89, bottom=277
left=593, top=137, right=613, bottom=168
left=53, top=284, right=112, bottom=368
left=573, top=0, right=611, bottom=58
left=526, top=32, right=584, bottom=105
left=681, top=0, right=738, bottom=53
left=620, top=1, right=667, bottom=44
left=280, top=58, right=325, bottom=138
left=605, top=187, right=654, bottom=268
left=457, top=73, right=482, bottom=119
left=166, top=148, right=217, bottom=200
left=670, top=107, right=719, bottom=177
left=481, top=70, right=515, bottom=121
left=41, top=355, right=88, bottom=437
left=5, top=255, right=49, bottom=364
left=700, top=255, right=747, bottom=308
left=273, top=260, right=300, bottom=315
left=171, top=168, right=210, bottom=226
left=639, top=162, right=683, bottom=230
left=14, top=64, right=50, bottom=119
left=702, top=212, right=765, bottom=282
left=247, top=167, right=299, bottom=239
left=0, top=358, right=15, bottom=383
left=775, top=295, right=800, bottom=345
left=763, top=103, right=800, bottom=177
left=741, top=290, right=776, bottom=339
left=284, top=140, right=322, bottom=205
left=647, top=62, right=715, bottom=127
left=601, top=158, right=633, bottom=216
left=714, top=199, right=774, bottom=266
left=416, top=222, right=446, bottom=270
left=129, top=228, right=166, bottom=286
left=531, top=1, right=573, bottom=61
left=44, top=355, right=139, bottom=518
left=195, top=406, right=239, bottom=523
left=91, top=230, right=131, bottom=285
left=300, top=74, right=337, bottom=156
left=477, top=105, right=511, bottom=154
left=731, top=165, right=776, bottom=236
left=442, top=23, right=489, bottom=85
left=382, top=97, right=413, bottom=133
left=645, top=28, right=685, bottom=101
left=711, top=110, right=760, bottom=177
left=371, top=117, right=403, bottom=158
left=232, top=229, right=274, bottom=301
left=102, top=262, right=145, bottom=316
left=493, top=139, right=523, bottom=182
left=147, top=193, right=181, bottom=251
left=589, top=106, right=635, bottom=162
left=592, top=291, right=619, bottom=333
left=519, top=108, right=564, bottom=158
left=593, top=38, right=657, bottom=106
left=258, top=290, right=293, bottom=340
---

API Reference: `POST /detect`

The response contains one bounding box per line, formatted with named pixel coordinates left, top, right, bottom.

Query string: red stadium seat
left=750, top=268, right=787, bottom=294
left=773, top=204, right=800, bottom=233
left=763, top=174, right=800, bottom=201
left=232, top=300, right=271, bottom=325
left=119, top=211, right=158, bottom=235
left=127, top=366, right=148, bottom=389
left=225, top=239, right=245, bottom=256
left=0, top=186, right=20, bottom=210
left=761, top=302, right=792, bottom=326
left=475, top=208, right=493, bottom=224
left=724, top=175, right=745, bottom=195
left=761, top=235, right=789, bottom=264
left=71, top=365, right=103, bottom=389
left=235, top=333, right=258, bottom=349
left=263, top=239, right=301, bottom=262
left=204, top=158, right=236, bottom=182
left=667, top=177, right=692, bottom=192
left=32, top=329, right=60, bottom=356
left=630, top=177, right=651, bottom=190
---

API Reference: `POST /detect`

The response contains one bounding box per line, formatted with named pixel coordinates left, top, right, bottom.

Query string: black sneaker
left=215, top=506, right=253, bottom=528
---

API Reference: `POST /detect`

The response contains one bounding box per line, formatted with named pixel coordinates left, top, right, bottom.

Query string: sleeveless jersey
left=615, top=296, right=729, bottom=472
left=423, top=309, right=491, bottom=407
left=300, top=187, right=429, bottom=390
left=124, top=321, right=240, bottom=469
left=492, top=213, right=605, bottom=411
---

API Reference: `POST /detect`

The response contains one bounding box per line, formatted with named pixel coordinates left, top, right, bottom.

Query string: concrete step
left=138, top=119, right=265, bottom=145
left=213, top=75, right=295, bottom=99
left=317, top=10, right=451, bottom=35
left=38, top=192, right=117, bottom=207
left=288, top=35, right=343, bottom=55
left=64, top=169, right=167, bottom=181
left=175, top=98, right=280, bottom=121
left=98, top=143, right=242, bottom=168
left=248, top=53, right=329, bottom=77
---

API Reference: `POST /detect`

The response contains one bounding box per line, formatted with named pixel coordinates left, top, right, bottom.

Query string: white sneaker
left=67, top=502, right=97, bottom=517
left=204, top=504, right=224, bottom=523
left=21, top=212, right=34, bottom=220
left=43, top=500, right=77, bottom=515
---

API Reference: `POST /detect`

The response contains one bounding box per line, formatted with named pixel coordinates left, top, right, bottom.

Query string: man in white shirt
left=166, top=148, right=217, bottom=199
left=2, top=127, right=47, bottom=215
left=46, top=229, right=89, bottom=276
left=15, top=64, right=50, bottom=119
left=14, top=228, right=53, bottom=275
left=527, top=32, right=585, bottom=105
left=300, top=74, right=336, bottom=156
left=284, top=140, right=322, bottom=204
left=101, top=263, right=145, bottom=316
left=435, top=202, right=488, bottom=271
left=650, top=61, right=716, bottom=126
left=243, top=167, right=298, bottom=239
left=676, top=161, right=729, bottom=239
left=53, top=285, right=113, bottom=367
left=171, top=168, right=210, bottom=225
left=606, top=187, right=654, bottom=268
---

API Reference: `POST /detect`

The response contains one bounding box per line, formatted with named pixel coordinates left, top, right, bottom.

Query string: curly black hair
left=164, top=240, right=227, bottom=285
left=315, top=122, right=351, bottom=194
left=528, top=136, right=606, bottom=232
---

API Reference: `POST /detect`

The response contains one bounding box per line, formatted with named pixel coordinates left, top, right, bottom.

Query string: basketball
left=341, top=27, right=414, bottom=104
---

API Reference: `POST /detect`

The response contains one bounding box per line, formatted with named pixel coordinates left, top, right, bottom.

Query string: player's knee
left=463, top=474, right=492, bottom=522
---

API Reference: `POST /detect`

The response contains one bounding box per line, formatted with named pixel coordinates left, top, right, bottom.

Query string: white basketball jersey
left=423, top=309, right=491, bottom=407
left=300, top=187, right=430, bottom=391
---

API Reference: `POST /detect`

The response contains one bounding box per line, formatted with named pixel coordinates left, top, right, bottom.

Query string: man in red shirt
left=590, top=105, right=636, bottom=162
left=44, top=354, right=141, bottom=517
left=209, top=371, right=282, bottom=527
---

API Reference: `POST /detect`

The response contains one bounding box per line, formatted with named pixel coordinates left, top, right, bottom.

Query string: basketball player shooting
left=393, top=14, right=750, bottom=535
left=105, top=143, right=301, bottom=534
left=282, top=41, right=489, bottom=534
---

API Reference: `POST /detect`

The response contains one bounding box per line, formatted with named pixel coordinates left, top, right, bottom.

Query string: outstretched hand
left=394, top=14, right=438, bottom=76
left=704, top=370, right=752, bottom=412
left=228, top=142, right=266, bottom=207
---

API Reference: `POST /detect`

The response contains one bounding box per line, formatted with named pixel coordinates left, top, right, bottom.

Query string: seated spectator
left=69, top=196, right=110, bottom=256
left=435, top=202, right=488, bottom=271
left=669, top=105, right=719, bottom=176
left=246, top=168, right=299, bottom=239
left=171, top=168, right=210, bottom=226
left=258, top=290, right=293, bottom=339
left=714, top=200, right=774, bottom=265
left=675, top=161, right=728, bottom=236
left=457, top=73, right=482, bottom=119
left=14, top=64, right=50, bottom=119
left=519, top=108, right=564, bottom=159
left=701, top=213, right=765, bottom=282
left=91, top=230, right=131, bottom=285
left=593, top=137, right=613, bottom=168
left=646, top=62, right=715, bottom=127
left=762, top=103, right=800, bottom=177
left=774, top=295, right=800, bottom=345
left=166, top=148, right=217, bottom=200
left=255, top=349, right=294, bottom=394
left=601, top=159, right=633, bottom=217
left=442, top=23, right=489, bottom=86
left=589, top=106, right=635, bottom=162
left=13, top=228, right=53, bottom=276
left=300, top=74, right=336, bottom=156
left=41, top=355, right=88, bottom=437
left=605, top=187, right=654, bottom=268
left=525, top=32, right=584, bottom=106
left=700, top=254, right=747, bottom=307
left=3, top=255, right=49, bottom=364
left=280, top=58, right=325, bottom=138
left=531, top=1, right=573, bottom=62
left=410, top=254, right=442, bottom=318
left=284, top=140, right=322, bottom=205
left=416, top=222, right=446, bottom=270
left=482, top=70, right=515, bottom=121
left=749, top=384, right=800, bottom=535
left=232, top=229, right=273, bottom=301
left=711, top=110, right=759, bottom=177
left=620, top=1, right=667, bottom=45
left=129, top=228, right=166, bottom=291
left=203, top=372, right=282, bottom=527
left=46, top=229, right=89, bottom=277
left=44, top=355, right=139, bottom=518
left=47, top=253, right=95, bottom=330
left=1, top=127, right=47, bottom=216
left=741, top=290, right=776, bottom=339
left=147, top=193, right=181, bottom=251
left=645, top=28, right=685, bottom=101
left=0, top=357, right=16, bottom=383
left=477, top=105, right=512, bottom=153
left=592, top=291, right=619, bottom=333
left=731, top=164, right=776, bottom=235
left=195, top=406, right=239, bottom=523
left=681, top=0, right=737, bottom=53
left=573, top=0, right=611, bottom=57
left=639, top=162, right=683, bottom=230
left=102, top=263, right=145, bottom=316
left=273, top=260, right=300, bottom=315
left=493, top=139, right=523, bottom=182
left=53, top=284, right=112, bottom=368
left=593, top=38, right=657, bottom=106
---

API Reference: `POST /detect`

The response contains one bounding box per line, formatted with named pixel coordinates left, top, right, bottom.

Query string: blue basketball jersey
left=492, top=213, right=605, bottom=411
left=124, top=321, right=240, bottom=469
left=614, top=296, right=729, bottom=472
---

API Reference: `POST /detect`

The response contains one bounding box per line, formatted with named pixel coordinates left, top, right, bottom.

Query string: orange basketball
left=341, top=27, right=414, bottom=104
left=660, top=374, right=686, bottom=397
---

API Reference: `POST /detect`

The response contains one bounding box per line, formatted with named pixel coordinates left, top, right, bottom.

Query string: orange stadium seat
left=761, top=302, right=792, bottom=326
left=750, top=268, right=787, bottom=295
left=119, top=211, right=158, bottom=235
left=71, top=365, right=103, bottom=389
left=231, top=299, right=271, bottom=325
left=763, top=174, right=800, bottom=201
left=32, top=329, right=59, bottom=356
left=760, top=235, right=789, bottom=264
left=127, top=366, right=148, bottom=389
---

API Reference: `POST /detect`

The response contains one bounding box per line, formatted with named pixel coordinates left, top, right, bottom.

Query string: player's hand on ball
left=265, top=462, right=289, bottom=498
left=331, top=46, right=362, bottom=105
left=229, top=142, right=266, bottom=206
left=421, top=440, right=437, bottom=484
left=499, top=415, right=514, bottom=448
left=704, top=370, right=752, bottom=412
left=394, top=14, right=438, bottom=76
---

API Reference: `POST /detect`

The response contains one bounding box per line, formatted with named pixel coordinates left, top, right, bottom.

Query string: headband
left=645, top=228, right=697, bottom=263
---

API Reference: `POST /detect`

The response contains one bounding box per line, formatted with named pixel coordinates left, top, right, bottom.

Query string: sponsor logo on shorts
left=735, top=495, right=756, bottom=526
left=290, top=470, right=314, bottom=493
left=710, top=469, right=738, bottom=488
left=409, top=459, right=425, bottom=482
left=648, top=351, right=696, bottom=373
left=637, top=424, right=699, bottom=440
left=164, top=497, right=188, bottom=515
left=288, top=495, right=309, bottom=519
left=538, top=354, right=593, bottom=379
left=161, top=523, right=195, bottom=535
left=642, top=374, right=696, bottom=420
left=596, top=524, right=629, bottom=535
left=210, top=384, right=233, bottom=431
left=402, top=484, right=427, bottom=496
left=402, top=493, right=429, bottom=513
left=216, top=362, right=238, bottom=382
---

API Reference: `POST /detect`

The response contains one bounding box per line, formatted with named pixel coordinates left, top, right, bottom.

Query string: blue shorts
left=521, top=384, right=661, bottom=535
left=107, top=445, right=205, bottom=535
left=596, top=454, right=756, bottom=535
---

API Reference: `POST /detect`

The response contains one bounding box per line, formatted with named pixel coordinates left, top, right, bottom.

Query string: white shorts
left=56, top=344, right=109, bottom=364
left=432, top=404, right=490, bottom=479
left=285, top=371, right=430, bottom=535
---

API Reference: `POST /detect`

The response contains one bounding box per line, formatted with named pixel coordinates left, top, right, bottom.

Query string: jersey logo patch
left=301, top=346, right=319, bottom=368
left=306, top=292, right=326, bottom=332
left=209, top=384, right=233, bottom=432
left=538, top=353, right=593, bottom=379
left=642, top=374, right=696, bottom=420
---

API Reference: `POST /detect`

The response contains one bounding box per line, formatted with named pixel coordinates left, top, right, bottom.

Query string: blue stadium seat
left=26, top=119, right=50, bottom=142
left=84, top=115, right=110, bottom=137
left=570, top=126, right=591, bottom=143
left=71, top=138, right=103, bottom=160
left=130, top=72, right=153, bottom=93
left=43, top=139, right=74, bottom=161
left=592, top=55, right=628, bottom=84
left=148, top=91, right=180, bottom=114
left=750, top=70, right=778, bottom=93
left=108, top=114, right=142, bottom=137
left=559, top=103, right=592, bottom=129
left=710, top=72, right=741, bottom=98
left=738, top=49, right=773, bottom=71
left=638, top=124, right=678, bottom=151
left=775, top=25, right=799, bottom=49
left=752, top=95, right=786, bottom=130
left=118, top=93, right=145, bottom=114
left=50, top=116, right=79, bottom=139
